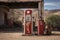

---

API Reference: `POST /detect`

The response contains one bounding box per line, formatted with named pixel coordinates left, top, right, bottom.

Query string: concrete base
left=22, top=34, right=33, bottom=36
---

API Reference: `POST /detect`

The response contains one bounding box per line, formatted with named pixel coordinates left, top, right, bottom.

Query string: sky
left=44, top=0, right=60, bottom=10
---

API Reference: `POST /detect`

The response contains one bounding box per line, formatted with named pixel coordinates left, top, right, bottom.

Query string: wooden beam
left=38, top=0, right=44, bottom=20
left=0, top=2, right=38, bottom=8
left=0, top=0, right=42, bottom=2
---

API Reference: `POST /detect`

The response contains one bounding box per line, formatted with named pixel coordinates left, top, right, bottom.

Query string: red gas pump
left=24, top=10, right=32, bottom=35
left=38, top=20, right=44, bottom=35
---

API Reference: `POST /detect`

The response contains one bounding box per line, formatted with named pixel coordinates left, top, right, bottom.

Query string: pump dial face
left=25, top=15, right=31, bottom=22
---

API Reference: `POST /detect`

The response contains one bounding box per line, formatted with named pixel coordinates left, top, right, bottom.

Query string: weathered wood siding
left=0, top=10, right=4, bottom=25
left=0, top=6, right=8, bottom=25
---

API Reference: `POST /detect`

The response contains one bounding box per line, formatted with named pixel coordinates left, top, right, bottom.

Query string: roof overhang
left=0, top=2, right=38, bottom=9
left=0, top=0, right=42, bottom=2
left=0, top=0, right=43, bottom=9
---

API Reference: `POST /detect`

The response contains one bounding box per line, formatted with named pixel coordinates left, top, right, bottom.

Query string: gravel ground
left=0, top=31, right=60, bottom=40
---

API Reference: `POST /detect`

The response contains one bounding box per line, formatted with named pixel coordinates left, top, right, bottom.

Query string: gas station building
left=0, top=0, right=44, bottom=35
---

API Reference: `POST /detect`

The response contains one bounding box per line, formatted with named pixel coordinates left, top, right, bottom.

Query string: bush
left=45, top=15, right=60, bottom=31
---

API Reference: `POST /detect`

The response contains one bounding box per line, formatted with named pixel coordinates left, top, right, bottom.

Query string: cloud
left=44, top=2, right=60, bottom=6
left=44, top=2, right=60, bottom=10
left=44, top=3, right=56, bottom=6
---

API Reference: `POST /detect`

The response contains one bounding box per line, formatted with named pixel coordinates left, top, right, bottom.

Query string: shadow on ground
left=0, top=27, right=24, bottom=33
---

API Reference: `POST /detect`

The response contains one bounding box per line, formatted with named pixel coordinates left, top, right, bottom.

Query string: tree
left=45, top=15, right=60, bottom=29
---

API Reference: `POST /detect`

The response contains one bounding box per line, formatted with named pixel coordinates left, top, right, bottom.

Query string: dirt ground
left=0, top=31, right=60, bottom=40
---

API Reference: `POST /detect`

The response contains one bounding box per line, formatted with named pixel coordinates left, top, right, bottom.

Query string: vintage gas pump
left=37, top=19, right=44, bottom=35
left=24, top=10, right=32, bottom=35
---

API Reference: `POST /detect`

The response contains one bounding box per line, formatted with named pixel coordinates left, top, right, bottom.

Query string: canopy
left=0, top=0, right=42, bottom=2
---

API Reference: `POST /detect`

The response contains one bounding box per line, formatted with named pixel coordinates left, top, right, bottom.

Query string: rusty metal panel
left=0, top=0, right=42, bottom=2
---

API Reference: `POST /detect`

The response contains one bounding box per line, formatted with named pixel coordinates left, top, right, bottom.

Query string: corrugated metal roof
left=0, top=0, right=42, bottom=2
